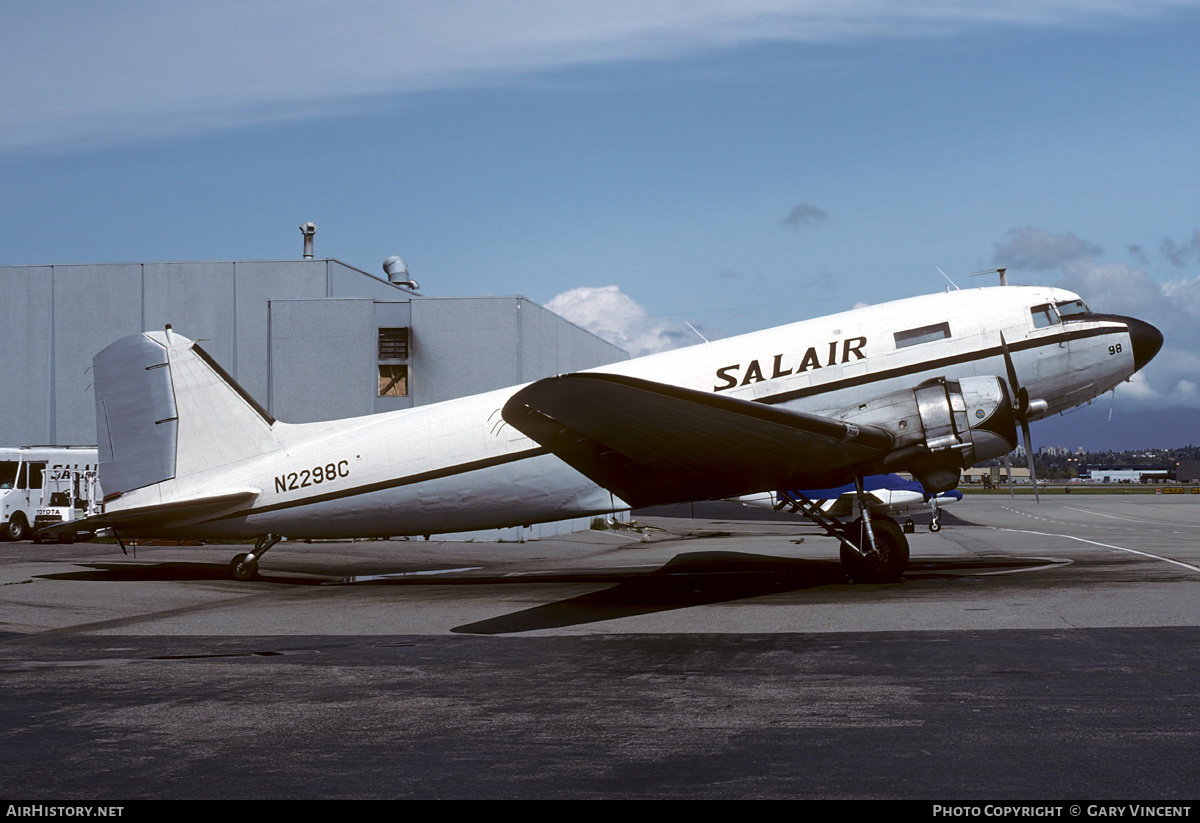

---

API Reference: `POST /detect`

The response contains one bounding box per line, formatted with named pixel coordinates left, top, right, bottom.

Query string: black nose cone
left=1127, top=317, right=1164, bottom=371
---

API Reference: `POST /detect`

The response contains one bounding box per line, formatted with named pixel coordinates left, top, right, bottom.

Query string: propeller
left=999, top=331, right=1043, bottom=503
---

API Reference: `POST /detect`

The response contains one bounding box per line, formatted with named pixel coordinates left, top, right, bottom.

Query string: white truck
left=0, top=446, right=101, bottom=542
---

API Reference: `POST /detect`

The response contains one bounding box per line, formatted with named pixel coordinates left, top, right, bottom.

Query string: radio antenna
left=936, top=267, right=960, bottom=290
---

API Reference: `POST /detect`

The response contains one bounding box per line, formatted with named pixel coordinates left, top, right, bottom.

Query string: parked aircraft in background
left=738, top=474, right=961, bottom=533
left=44, top=281, right=1161, bottom=582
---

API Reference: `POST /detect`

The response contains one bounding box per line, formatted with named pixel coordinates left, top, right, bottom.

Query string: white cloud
left=2, top=1, right=1192, bottom=152
left=1118, top=370, right=1160, bottom=401
left=546, top=285, right=696, bottom=357
left=1173, top=379, right=1198, bottom=400
left=994, top=226, right=1102, bottom=270
left=1055, top=260, right=1200, bottom=409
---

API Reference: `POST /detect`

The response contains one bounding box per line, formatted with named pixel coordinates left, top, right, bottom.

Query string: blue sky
left=3, top=1, right=1199, bottom=448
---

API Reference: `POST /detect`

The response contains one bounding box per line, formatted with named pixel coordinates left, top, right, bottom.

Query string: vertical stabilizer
left=94, top=330, right=280, bottom=498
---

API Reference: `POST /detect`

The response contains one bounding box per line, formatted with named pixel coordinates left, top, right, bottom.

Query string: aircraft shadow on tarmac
left=448, top=551, right=1063, bottom=634
left=37, top=563, right=330, bottom=585
left=38, top=549, right=1063, bottom=635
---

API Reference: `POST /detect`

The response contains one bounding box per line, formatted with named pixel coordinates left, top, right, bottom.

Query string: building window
left=894, top=321, right=951, bottom=349
left=377, top=327, right=410, bottom=397
left=379, top=365, right=408, bottom=397
left=378, top=328, right=410, bottom=360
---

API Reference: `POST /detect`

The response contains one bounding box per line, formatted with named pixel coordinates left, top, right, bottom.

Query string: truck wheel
left=6, top=514, right=29, bottom=542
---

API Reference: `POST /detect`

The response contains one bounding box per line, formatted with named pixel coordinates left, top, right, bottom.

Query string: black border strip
left=208, top=445, right=550, bottom=521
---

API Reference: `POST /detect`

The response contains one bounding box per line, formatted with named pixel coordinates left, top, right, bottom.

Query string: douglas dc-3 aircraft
left=48, top=282, right=1161, bottom=582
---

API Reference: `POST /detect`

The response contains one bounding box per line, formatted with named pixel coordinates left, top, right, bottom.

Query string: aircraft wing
left=501, top=373, right=894, bottom=508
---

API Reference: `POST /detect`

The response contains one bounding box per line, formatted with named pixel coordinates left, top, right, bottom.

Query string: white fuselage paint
left=116, top=286, right=1146, bottom=539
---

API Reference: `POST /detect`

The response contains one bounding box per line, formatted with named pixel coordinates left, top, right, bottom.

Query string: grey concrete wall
left=143, top=262, right=236, bottom=375
left=232, top=261, right=328, bottom=408
left=410, top=298, right=522, bottom=405
left=516, top=298, right=629, bottom=380
left=269, top=299, right=376, bottom=423
left=51, top=264, right=144, bottom=444
left=0, top=267, right=53, bottom=445
left=329, top=260, right=412, bottom=299
left=409, top=297, right=628, bottom=405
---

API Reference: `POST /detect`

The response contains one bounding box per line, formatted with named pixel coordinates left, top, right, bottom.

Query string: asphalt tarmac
left=1, top=495, right=1198, bottom=799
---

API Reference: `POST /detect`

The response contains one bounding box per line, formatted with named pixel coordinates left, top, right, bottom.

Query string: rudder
left=94, top=329, right=280, bottom=498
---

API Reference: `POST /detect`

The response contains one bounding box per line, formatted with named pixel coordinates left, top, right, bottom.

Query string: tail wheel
left=230, top=553, right=260, bottom=581
left=840, top=518, right=909, bottom=583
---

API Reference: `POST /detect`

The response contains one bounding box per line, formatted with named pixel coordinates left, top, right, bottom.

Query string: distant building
left=1176, top=460, right=1200, bottom=483
left=1077, top=465, right=1171, bottom=484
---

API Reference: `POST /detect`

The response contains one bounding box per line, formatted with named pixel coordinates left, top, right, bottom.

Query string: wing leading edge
left=501, top=373, right=895, bottom=508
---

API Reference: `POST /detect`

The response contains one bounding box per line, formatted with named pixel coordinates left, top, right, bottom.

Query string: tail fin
left=94, top=329, right=280, bottom=499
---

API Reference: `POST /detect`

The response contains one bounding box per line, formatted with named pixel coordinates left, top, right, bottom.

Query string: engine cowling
left=829, top=376, right=1018, bottom=493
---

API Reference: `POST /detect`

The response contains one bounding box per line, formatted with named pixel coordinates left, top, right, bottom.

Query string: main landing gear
left=230, top=534, right=281, bottom=581
left=778, top=478, right=910, bottom=583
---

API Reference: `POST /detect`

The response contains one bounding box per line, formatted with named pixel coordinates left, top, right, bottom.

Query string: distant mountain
left=1032, top=404, right=1200, bottom=452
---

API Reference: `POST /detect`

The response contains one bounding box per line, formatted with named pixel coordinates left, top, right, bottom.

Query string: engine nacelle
left=829, top=376, right=1018, bottom=493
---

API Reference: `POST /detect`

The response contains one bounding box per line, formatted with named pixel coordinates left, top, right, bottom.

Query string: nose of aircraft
left=1126, top=316, right=1164, bottom=372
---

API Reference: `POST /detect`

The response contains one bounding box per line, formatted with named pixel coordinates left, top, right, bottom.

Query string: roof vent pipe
left=383, top=256, right=419, bottom=291
left=300, top=222, right=317, bottom=259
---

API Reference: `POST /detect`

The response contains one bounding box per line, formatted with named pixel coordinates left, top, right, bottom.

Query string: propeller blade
left=1004, top=454, right=1014, bottom=499
left=999, top=331, right=1021, bottom=403
left=1021, top=419, right=1040, bottom=504
left=1000, top=330, right=1039, bottom=503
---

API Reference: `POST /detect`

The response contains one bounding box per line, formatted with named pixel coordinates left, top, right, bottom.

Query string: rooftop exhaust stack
left=300, top=222, right=317, bottom=259
left=383, top=256, right=419, bottom=291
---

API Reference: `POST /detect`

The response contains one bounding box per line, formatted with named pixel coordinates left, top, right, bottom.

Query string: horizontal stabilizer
left=501, top=373, right=894, bottom=507
left=36, top=490, right=259, bottom=539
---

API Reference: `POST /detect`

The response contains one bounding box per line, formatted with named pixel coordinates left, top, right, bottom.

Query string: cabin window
left=378, top=365, right=408, bottom=397
left=0, top=462, right=16, bottom=490
left=894, top=321, right=951, bottom=349
left=1030, top=303, right=1060, bottom=328
left=1055, top=299, right=1090, bottom=318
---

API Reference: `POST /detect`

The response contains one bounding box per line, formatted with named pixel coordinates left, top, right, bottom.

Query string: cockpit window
left=1030, top=303, right=1059, bottom=329
left=1055, top=299, right=1090, bottom=318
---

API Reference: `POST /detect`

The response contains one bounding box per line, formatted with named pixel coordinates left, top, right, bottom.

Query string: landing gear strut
left=779, top=480, right=910, bottom=582
left=230, top=534, right=281, bottom=581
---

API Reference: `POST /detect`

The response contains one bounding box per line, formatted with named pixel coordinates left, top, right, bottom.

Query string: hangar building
left=0, top=257, right=629, bottom=449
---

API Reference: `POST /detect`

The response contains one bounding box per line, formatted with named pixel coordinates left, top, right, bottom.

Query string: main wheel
left=839, top=518, right=909, bottom=583
left=230, top=552, right=260, bottom=581
left=6, top=514, right=29, bottom=542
